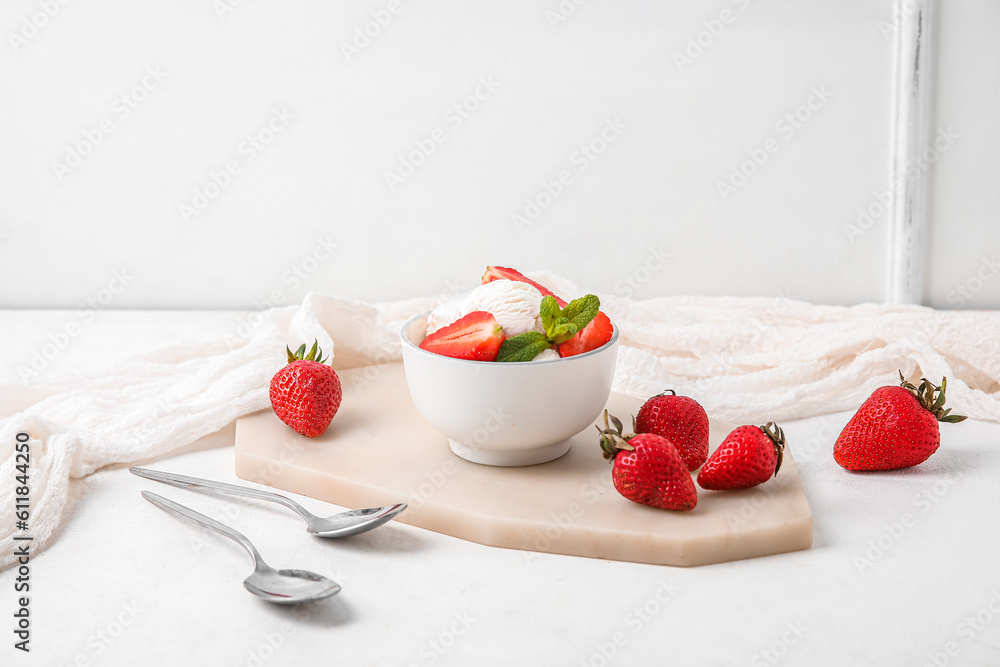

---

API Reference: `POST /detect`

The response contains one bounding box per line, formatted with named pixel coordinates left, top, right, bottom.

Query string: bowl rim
left=399, top=310, right=619, bottom=366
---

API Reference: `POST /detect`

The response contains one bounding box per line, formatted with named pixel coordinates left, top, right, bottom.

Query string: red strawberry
left=419, top=311, right=505, bottom=361
left=697, top=423, right=785, bottom=491
left=634, top=390, right=709, bottom=471
left=481, top=265, right=613, bottom=357
left=270, top=341, right=342, bottom=438
left=482, top=266, right=563, bottom=302
left=834, top=372, right=966, bottom=471
left=556, top=311, right=614, bottom=358
left=598, top=411, right=697, bottom=511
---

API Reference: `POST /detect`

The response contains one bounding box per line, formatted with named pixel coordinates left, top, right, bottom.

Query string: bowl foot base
left=448, top=438, right=572, bottom=467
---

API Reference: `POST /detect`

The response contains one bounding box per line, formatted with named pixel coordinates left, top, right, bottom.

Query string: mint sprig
left=546, top=294, right=599, bottom=344
left=497, top=294, right=601, bottom=362
left=496, top=331, right=551, bottom=362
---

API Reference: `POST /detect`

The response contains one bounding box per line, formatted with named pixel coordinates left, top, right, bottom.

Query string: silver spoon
left=130, top=467, right=406, bottom=538
left=142, top=491, right=341, bottom=604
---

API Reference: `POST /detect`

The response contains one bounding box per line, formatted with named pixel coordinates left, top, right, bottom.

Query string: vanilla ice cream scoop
left=427, top=280, right=545, bottom=337
left=532, top=348, right=561, bottom=362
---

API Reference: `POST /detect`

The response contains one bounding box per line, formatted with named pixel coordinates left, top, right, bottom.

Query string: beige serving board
left=234, top=364, right=812, bottom=567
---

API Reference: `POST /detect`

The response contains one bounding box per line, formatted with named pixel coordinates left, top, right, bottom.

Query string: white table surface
left=2, top=310, right=1000, bottom=667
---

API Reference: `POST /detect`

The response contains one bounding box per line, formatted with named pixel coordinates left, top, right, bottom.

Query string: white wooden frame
left=887, top=0, right=935, bottom=304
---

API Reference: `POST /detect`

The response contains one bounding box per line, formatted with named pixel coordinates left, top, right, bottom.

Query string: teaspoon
left=142, top=491, right=341, bottom=604
left=130, top=467, right=406, bottom=538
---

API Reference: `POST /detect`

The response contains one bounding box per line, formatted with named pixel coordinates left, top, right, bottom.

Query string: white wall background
left=925, top=0, right=1000, bottom=309
left=0, top=0, right=995, bottom=310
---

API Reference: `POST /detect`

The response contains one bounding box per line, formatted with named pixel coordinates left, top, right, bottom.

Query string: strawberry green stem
left=597, top=410, right=634, bottom=461
left=898, top=371, right=967, bottom=423
left=287, top=339, right=330, bottom=365
left=760, top=422, right=786, bottom=477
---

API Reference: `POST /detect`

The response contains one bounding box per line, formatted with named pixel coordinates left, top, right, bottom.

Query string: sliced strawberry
left=482, top=265, right=613, bottom=356
left=482, top=266, right=566, bottom=305
left=557, top=311, right=614, bottom=357
left=419, top=311, right=505, bottom=361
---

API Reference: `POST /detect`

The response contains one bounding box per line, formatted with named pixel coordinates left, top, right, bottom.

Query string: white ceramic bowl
left=399, top=311, right=619, bottom=467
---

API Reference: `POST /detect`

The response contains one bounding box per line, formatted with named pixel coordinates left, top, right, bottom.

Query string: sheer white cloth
left=3, top=273, right=999, bottom=569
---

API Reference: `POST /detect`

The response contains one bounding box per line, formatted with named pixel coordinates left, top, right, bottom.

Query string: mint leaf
left=561, top=295, right=600, bottom=333
left=547, top=318, right=578, bottom=345
left=497, top=332, right=552, bottom=362
left=534, top=294, right=603, bottom=346
left=504, top=294, right=603, bottom=355
left=538, top=296, right=561, bottom=331
left=540, top=295, right=579, bottom=345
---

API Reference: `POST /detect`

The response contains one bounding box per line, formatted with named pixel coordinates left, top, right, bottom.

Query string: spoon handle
left=130, top=467, right=313, bottom=524
left=141, top=491, right=265, bottom=567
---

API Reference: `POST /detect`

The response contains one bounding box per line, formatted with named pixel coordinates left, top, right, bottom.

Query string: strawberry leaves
left=497, top=294, right=601, bottom=362
left=287, top=340, right=329, bottom=364
left=898, top=371, right=968, bottom=423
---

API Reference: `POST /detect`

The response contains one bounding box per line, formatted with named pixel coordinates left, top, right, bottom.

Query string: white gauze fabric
left=2, top=274, right=1000, bottom=570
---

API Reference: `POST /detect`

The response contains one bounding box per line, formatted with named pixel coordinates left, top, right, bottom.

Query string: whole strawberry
left=598, top=411, right=697, bottom=511
left=697, top=423, right=785, bottom=490
left=634, top=390, right=709, bottom=471
left=270, top=340, right=342, bottom=438
left=834, top=372, right=966, bottom=471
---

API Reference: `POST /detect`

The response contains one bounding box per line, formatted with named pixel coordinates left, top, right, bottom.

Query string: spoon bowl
left=244, top=567, right=342, bottom=605
left=305, top=503, right=407, bottom=538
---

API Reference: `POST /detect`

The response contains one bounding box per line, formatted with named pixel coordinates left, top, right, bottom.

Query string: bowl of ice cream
left=399, top=276, right=619, bottom=467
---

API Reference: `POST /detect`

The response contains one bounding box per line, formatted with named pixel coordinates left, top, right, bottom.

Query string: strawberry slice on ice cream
left=482, top=266, right=613, bottom=357
left=419, top=311, right=506, bottom=361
